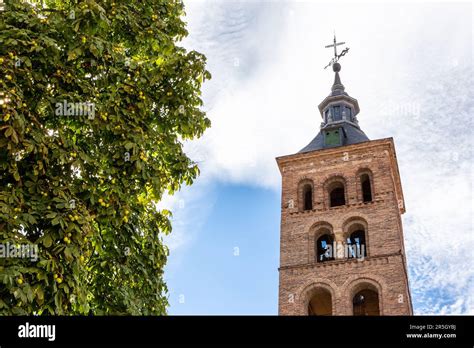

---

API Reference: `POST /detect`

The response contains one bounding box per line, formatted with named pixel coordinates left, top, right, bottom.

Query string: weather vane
left=324, top=33, right=350, bottom=69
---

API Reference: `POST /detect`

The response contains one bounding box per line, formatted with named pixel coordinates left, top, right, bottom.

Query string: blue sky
left=166, top=184, right=280, bottom=314
left=162, top=0, right=473, bottom=315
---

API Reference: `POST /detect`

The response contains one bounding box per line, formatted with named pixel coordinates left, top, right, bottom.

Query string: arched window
left=329, top=182, right=346, bottom=207
left=298, top=179, right=314, bottom=212
left=347, top=230, right=366, bottom=259
left=343, top=219, right=369, bottom=258
left=361, top=174, right=372, bottom=202
left=303, top=184, right=313, bottom=211
left=308, top=288, right=332, bottom=316
left=316, top=234, right=334, bottom=262
left=353, top=289, right=380, bottom=316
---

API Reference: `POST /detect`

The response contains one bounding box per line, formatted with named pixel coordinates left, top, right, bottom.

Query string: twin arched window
left=314, top=220, right=368, bottom=263
left=306, top=282, right=380, bottom=316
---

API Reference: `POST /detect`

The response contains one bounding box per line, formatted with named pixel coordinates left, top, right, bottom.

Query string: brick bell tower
left=276, top=37, right=412, bottom=316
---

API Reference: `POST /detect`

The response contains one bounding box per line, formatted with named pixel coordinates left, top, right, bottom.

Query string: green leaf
left=46, top=212, right=58, bottom=219
left=26, top=214, right=37, bottom=224
left=36, top=287, right=44, bottom=301
left=90, top=44, right=99, bottom=57
left=67, top=47, right=83, bottom=61
left=5, top=126, right=13, bottom=137
left=64, top=247, right=73, bottom=262
left=26, top=286, right=34, bottom=302
left=42, top=235, right=53, bottom=248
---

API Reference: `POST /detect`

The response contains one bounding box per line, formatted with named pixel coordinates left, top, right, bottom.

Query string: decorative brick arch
left=297, top=178, right=314, bottom=212
left=321, top=172, right=347, bottom=183
left=341, top=275, right=386, bottom=315
left=355, top=167, right=375, bottom=202
left=322, top=174, right=348, bottom=209
left=309, top=221, right=334, bottom=239
left=298, top=279, right=339, bottom=316
left=337, top=211, right=370, bottom=230
left=355, top=167, right=374, bottom=177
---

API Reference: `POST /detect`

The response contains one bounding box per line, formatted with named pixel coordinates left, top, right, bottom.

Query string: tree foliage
left=0, top=0, right=210, bottom=314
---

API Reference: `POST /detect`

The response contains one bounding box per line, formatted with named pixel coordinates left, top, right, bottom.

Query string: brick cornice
left=276, top=138, right=394, bottom=165
left=278, top=251, right=404, bottom=272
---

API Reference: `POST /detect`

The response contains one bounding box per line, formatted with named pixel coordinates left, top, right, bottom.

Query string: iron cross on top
left=324, top=34, right=350, bottom=69
left=325, top=35, right=345, bottom=58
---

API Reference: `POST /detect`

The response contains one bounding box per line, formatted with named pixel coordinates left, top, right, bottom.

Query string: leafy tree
left=0, top=0, right=210, bottom=314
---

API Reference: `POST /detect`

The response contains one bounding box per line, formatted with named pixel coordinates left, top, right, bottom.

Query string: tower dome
left=299, top=60, right=369, bottom=153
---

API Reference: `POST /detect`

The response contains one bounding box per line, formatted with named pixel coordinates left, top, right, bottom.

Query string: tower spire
left=324, top=33, right=350, bottom=95
left=298, top=35, right=368, bottom=152
left=331, top=62, right=345, bottom=95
